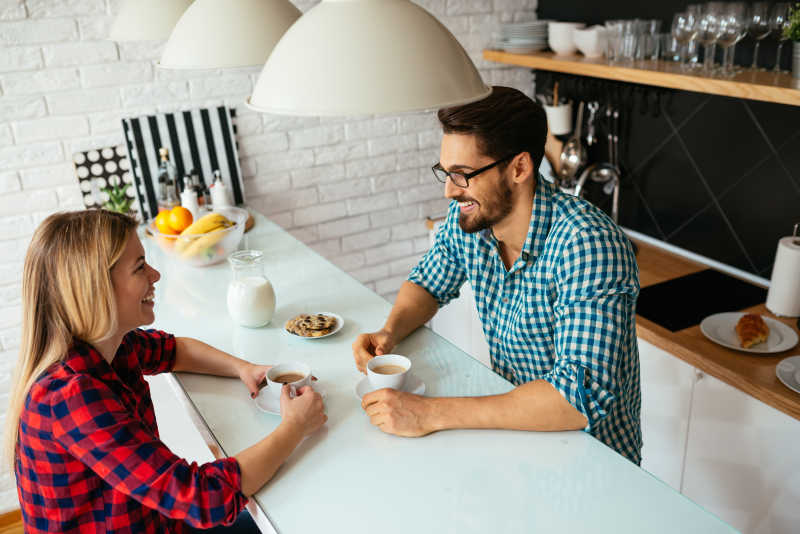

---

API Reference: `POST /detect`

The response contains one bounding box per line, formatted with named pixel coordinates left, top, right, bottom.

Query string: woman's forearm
left=173, top=337, right=248, bottom=376
left=234, top=422, right=304, bottom=496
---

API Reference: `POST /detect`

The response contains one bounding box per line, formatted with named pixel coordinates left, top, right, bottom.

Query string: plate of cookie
left=699, top=312, right=798, bottom=354
left=284, top=312, right=344, bottom=340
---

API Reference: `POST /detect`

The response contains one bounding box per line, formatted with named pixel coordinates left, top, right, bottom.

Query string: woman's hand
left=238, top=362, right=271, bottom=398
left=280, top=385, right=327, bottom=437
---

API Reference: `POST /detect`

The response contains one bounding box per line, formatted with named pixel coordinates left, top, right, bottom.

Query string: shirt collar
left=65, top=335, right=136, bottom=392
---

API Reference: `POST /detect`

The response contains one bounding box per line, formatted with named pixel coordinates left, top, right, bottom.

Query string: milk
left=226, top=275, right=276, bottom=328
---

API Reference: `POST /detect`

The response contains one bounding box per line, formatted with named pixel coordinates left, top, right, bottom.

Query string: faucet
left=571, top=162, right=621, bottom=224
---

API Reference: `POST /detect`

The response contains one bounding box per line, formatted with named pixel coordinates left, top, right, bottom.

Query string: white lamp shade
left=159, top=0, right=301, bottom=69
left=247, top=0, right=491, bottom=116
left=109, top=0, right=193, bottom=42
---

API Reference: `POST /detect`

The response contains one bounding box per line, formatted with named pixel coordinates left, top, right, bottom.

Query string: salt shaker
left=209, top=170, right=232, bottom=207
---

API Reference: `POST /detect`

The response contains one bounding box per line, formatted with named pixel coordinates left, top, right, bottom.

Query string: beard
left=457, top=177, right=513, bottom=234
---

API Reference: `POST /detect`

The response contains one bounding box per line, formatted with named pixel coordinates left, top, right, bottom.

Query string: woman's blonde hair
left=3, top=209, right=137, bottom=467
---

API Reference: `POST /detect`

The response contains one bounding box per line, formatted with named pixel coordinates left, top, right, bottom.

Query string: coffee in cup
left=265, top=362, right=311, bottom=397
left=367, top=354, right=410, bottom=390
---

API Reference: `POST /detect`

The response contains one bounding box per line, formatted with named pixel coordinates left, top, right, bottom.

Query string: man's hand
left=352, top=329, right=396, bottom=373
left=238, top=362, right=271, bottom=398
left=361, top=389, right=436, bottom=437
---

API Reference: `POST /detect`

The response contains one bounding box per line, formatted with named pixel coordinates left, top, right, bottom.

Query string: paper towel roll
left=766, top=236, right=800, bottom=317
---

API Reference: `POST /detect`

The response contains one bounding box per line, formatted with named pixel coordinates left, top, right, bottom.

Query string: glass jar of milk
left=226, top=250, right=276, bottom=328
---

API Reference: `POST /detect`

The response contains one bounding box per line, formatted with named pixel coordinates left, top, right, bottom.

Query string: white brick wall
left=0, top=0, right=537, bottom=513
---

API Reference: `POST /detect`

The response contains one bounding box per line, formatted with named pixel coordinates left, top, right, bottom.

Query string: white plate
left=699, top=312, right=799, bottom=354
left=355, top=373, right=426, bottom=399
left=284, top=312, right=344, bottom=340
left=253, top=382, right=327, bottom=415
left=776, top=356, right=800, bottom=395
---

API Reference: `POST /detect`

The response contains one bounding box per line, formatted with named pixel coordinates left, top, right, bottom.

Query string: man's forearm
left=426, top=379, right=587, bottom=432
left=382, top=281, right=439, bottom=343
left=173, top=337, right=248, bottom=376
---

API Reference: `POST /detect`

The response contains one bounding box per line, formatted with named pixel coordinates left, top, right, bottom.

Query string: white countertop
left=145, top=212, right=735, bottom=534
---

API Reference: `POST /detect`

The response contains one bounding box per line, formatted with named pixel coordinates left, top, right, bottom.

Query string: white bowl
left=573, top=26, right=607, bottom=58
left=548, top=22, right=585, bottom=55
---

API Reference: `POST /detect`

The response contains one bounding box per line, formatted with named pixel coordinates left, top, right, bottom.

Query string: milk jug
left=226, top=250, right=275, bottom=327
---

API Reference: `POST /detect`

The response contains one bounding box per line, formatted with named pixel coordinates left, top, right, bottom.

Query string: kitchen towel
left=766, top=236, right=800, bottom=317
left=121, top=106, right=245, bottom=220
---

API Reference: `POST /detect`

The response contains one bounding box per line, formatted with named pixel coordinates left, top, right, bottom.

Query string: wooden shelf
left=484, top=49, right=800, bottom=107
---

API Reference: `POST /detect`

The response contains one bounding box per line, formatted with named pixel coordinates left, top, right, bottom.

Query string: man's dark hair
left=437, top=86, right=547, bottom=176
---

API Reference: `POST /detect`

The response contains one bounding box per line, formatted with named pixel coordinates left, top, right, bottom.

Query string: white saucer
left=284, top=312, right=344, bottom=340
left=776, top=356, right=800, bottom=395
left=254, top=382, right=327, bottom=415
left=699, top=312, right=799, bottom=354
left=354, top=373, right=426, bottom=399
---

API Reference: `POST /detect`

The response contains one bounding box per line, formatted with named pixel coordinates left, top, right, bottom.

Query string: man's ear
left=510, top=152, right=534, bottom=185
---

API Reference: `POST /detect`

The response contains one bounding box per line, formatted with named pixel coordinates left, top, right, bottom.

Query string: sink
left=636, top=269, right=768, bottom=332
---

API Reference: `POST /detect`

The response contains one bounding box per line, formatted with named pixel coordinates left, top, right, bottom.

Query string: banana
left=175, top=212, right=233, bottom=253
left=180, top=227, right=229, bottom=259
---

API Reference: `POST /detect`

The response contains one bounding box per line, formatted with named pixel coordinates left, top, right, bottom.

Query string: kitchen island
left=144, top=211, right=734, bottom=534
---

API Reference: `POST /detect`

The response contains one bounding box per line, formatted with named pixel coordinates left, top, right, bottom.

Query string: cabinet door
left=638, top=339, right=697, bottom=492
left=683, top=373, right=800, bottom=534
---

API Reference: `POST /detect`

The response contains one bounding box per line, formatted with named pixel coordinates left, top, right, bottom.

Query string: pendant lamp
left=109, top=0, right=193, bottom=42
left=159, top=0, right=301, bottom=69
left=247, top=0, right=491, bottom=116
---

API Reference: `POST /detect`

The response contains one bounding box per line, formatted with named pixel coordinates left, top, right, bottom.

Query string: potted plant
left=785, top=2, right=800, bottom=78
left=101, top=178, right=136, bottom=217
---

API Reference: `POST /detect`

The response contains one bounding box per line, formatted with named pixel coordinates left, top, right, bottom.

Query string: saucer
left=354, top=373, right=426, bottom=399
left=254, top=382, right=327, bottom=415
left=776, top=356, right=800, bottom=395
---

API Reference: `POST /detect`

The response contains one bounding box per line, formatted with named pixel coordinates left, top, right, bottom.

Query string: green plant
left=101, top=181, right=135, bottom=214
left=785, top=3, right=800, bottom=41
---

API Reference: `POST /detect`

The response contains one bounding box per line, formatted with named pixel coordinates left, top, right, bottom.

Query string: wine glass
left=727, top=2, right=749, bottom=74
left=748, top=2, right=771, bottom=70
left=695, top=7, right=720, bottom=74
left=771, top=3, right=791, bottom=72
left=672, top=12, right=698, bottom=70
left=715, top=6, right=743, bottom=77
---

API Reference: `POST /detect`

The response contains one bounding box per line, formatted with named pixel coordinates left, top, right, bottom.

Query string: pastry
left=735, top=314, right=769, bottom=349
left=285, top=313, right=337, bottom=337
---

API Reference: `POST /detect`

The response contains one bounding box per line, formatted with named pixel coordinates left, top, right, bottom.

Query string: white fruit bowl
left=146, top=206, right=248, bottom=267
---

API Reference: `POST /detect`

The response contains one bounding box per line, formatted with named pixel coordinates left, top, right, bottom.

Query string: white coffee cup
left=367, top=354, right=411, bottom=390
left=544, top=100, right=573, bottom=136
left=265, top=362, right=311, bottom=398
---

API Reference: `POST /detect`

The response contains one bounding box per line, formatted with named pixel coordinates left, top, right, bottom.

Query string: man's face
left=439, top=133, right=513, bottom=234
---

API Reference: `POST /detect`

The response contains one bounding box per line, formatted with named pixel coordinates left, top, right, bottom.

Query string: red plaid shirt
left=15, top=329, right=248, bottom=533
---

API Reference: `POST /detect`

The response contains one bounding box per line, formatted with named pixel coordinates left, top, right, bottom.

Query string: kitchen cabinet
left=683, top=372, right=800, bottom=534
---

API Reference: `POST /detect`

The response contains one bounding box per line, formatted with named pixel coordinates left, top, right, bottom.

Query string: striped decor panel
left=121, top=106, right=245, bottom=221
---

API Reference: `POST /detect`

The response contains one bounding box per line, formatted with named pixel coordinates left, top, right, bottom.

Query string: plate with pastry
left=700, top=312, right=799, bottom=354
left=284, top=312, right=344, bottom=340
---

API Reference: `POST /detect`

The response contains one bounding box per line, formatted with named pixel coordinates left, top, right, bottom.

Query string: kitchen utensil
left=766, top=223, right=800, bottom=317
left=586, top=101, right=599, bottom=145
left=553, top=81, right=559, bottom=107
left=700, top=312, right=799, bottom=353
left=557, top=101, right=587, bottom=186
left=612, top=109, right=620, bottom=169
left=544, top=100, right=572, bottom=135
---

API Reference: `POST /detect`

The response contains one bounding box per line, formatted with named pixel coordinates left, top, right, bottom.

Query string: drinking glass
left=672, top=12, right=698, bottom=70
left=642, top=19, right=663, bottom=60
left=727, top=2, right=749, bottom=73
left=748, top=2, right=771, bottom=70
left=605, top=20, right=623, bottom=64
left=621, top=19, right=641, bottom=62
left=715, top=6, right=743, bottom=77
left=686, top=4, right=703, bottom=66
left=695, top=9, right=720, bottom=74
left=771, top=3, right=791, bottom=72
left=660, top=33, right=681, bottom=62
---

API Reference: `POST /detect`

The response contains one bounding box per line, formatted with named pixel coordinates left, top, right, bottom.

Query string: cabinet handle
left=695, top=370, right=705, bottom=382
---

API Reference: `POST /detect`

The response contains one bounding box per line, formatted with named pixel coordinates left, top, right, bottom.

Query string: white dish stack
left=492, top=20, right=548, bottom=54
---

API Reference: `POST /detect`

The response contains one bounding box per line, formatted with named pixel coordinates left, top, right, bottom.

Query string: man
left=352, top=86, right=641, bottom=464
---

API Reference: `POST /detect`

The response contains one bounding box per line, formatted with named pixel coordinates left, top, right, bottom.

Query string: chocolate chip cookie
left=285, top=313, right=337, bottom=337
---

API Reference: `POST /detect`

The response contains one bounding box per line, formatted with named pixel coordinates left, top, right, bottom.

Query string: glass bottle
left=227, top=250, right=276, bottom=328
left=157, top=147, right=179, bottom=212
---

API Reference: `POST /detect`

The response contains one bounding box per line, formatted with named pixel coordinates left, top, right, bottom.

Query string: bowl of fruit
left=147, top=205, right=248, bottom=267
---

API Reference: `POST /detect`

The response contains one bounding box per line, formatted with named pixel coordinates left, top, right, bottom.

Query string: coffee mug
left=544, top=101, right=573, bottom=136
left=367, top=354, right=411, bottom=390
left=265, top=362, right=311, bottom=398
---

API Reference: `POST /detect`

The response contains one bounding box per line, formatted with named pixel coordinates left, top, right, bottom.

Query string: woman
left=4, top=210, right=327, bottom=532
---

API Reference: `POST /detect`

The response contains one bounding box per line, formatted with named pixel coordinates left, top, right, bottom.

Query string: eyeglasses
left=431, top=154, right=515, bottom=188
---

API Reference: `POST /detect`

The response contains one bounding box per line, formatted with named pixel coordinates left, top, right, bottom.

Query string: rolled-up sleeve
left=408, top=203, right=467, bottom=306
left=130, top=328, right=177, bottom=375
left=544, top=230, right=639, bottom=431
left=50, top=375, right=247, bottom=528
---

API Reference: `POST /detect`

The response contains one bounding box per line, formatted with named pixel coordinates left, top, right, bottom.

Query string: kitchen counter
left=634, top=239, right=800, bottom=421
left=145, top=212, right=734, bottom=534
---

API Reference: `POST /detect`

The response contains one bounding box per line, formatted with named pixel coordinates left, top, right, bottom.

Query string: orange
left=168, top=206, right=193, bottom=233
left=155, top=211, right=178, bottom=235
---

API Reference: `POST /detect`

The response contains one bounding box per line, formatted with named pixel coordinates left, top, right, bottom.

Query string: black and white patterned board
left=72, top=145, right=142, bottom=220
left=121, top=106, right=245, bottom=221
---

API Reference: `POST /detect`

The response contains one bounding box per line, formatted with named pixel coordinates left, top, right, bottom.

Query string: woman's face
left=110, top=233, right=160, bottom=335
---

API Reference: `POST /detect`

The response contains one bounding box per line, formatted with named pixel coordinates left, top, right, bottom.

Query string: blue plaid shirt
left=409, top=177, right=642, bottom=463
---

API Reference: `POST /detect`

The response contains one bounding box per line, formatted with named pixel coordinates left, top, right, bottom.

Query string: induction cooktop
left=636, top=269, right=768, bottom=332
